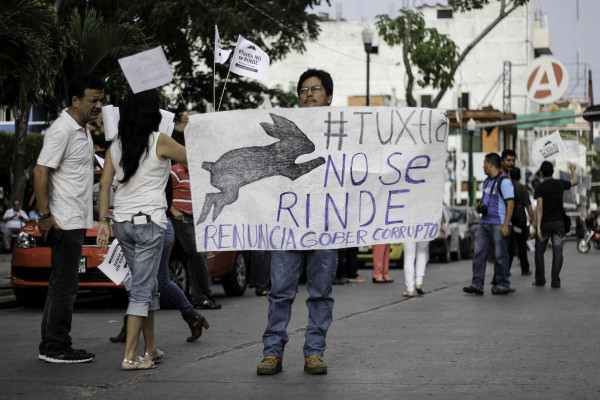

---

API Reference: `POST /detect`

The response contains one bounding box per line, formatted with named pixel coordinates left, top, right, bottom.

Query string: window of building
left=437, top=9, right=453, bottom=19
left=421, top=94, right=432, bottom=108
left=459, top=92, right=470, bottom=110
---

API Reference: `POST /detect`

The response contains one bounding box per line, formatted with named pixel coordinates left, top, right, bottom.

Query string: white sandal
left=144, top=348, right=164, bottom=362
left=120, top=356, right=156, bottom=371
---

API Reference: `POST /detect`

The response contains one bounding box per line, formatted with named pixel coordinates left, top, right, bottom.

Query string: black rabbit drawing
left=198, top=113, right=325, bottom=224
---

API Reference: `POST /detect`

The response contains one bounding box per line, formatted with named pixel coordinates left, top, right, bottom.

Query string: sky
left=307, top=0, right=600, bottom=103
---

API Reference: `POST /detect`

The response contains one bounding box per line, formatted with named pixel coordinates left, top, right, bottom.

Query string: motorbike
left=577, top=228, right=600, bottom=254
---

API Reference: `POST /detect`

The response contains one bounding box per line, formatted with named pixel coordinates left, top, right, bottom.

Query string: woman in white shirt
left=96, top=90, right=187, bottom=371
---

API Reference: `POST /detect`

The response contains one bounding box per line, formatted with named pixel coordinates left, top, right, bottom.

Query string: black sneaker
left=45, top=347, right=95, bottom=364
left=463, top=286, right=484, bottom=295
left=491, top=287, right=516, bottom=295
left=195, top=298, right=222, bottom=310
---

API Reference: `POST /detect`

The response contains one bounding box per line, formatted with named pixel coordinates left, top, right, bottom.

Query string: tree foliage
left=53, top=0, right=328, bottom=110
left=377, top=0, right=529, bottom=108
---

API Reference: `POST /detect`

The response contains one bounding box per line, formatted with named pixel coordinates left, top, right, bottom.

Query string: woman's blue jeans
left=113, top=220, right=165, bottom=317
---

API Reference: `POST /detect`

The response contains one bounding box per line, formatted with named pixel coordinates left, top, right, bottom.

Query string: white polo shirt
left=37, top=109, right=94, bottom=230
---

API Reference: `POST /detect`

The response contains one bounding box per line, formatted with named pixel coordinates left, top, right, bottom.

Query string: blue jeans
left=39, top=229, right=85, bottom=355
left=262, top=249, right=337, bottom=358
left=471, top=223, right=510, bottom=290
left=157, top=220, right=193, bottom=316
left=534, top=220, right=565, bottom=286
left=113, top=220, right=165, bottom=317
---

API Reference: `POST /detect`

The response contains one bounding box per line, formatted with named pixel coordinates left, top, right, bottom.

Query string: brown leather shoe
left=304, top=355, right=327, bottom=374
left=109, top=315, right=127, bottom=343
left=257, top=356, right=282, bottom=375
left=183, top=309, right=209, bottom=342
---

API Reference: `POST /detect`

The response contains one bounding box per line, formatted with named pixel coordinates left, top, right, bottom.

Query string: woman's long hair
left=115, top=90, right=161, bottom=184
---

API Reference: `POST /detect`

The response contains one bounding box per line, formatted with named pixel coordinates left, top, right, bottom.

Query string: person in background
left=508, top=167, right=535, bottom=276
left=96, top=89, right=187, bottom=371
left=463, top=153, right=515, bottom=296
left=249, top=251, right=272, bottom=296
left=170, top=162, right=221, bottom=310
left=2, top=200, right=29, bottom=252
left=533, top=162, right=577, bottom=288
left=402, top=216, right=446, bottom=297
left=35, top=73, right=103, bottom=364
left=372, top=244, right=393, bottom=283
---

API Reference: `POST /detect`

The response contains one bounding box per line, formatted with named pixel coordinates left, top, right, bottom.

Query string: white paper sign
left=118, top=46, right=174, bottom=93
left=98, top=239, right=131, bottom=285
left=159, top=109, right=175, bottom=137
left=531, top=130, right=567, bottom=167
left=184, top=107, right=448, bottom=251
left=101, top=105, right=119, bottom=141
left=229, top=35, right=270, bottom=82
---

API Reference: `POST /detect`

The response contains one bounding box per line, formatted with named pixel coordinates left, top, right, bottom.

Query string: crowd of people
left=11, top=68, right=588, bottom=376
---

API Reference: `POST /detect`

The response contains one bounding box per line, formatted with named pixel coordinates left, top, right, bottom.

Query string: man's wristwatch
left=99, top=214, right=112, bottom=223
left=38, top=212, right=52, bottom=221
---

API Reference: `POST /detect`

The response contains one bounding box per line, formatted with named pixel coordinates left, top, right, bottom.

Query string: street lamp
left=466, top=118, right=476, bottom=206
left=361, top=27, right=378, bottom=106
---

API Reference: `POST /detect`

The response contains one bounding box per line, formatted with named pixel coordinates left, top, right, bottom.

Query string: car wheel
left=222, top=252, right=248, bottom=296
left=169, top=258, right=189, bottom=294
left=13, top=287, right=47, bottom=308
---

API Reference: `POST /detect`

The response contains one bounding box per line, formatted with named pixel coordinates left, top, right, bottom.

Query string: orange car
left=11, top=221, right=249, bottom=307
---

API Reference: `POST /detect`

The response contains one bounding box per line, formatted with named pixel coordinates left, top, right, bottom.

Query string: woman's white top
left=110, top=131, right=170, bottom=229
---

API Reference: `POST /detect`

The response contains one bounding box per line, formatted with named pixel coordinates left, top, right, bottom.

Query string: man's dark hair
left=539, top=161, right=554, bottom=177
left=509, top=167, right=521, bottom=181
left=297, top=69, right=333, bottom=97
left=501, top=149, right=516, bottom=160
left=68, top=73, right=103, bottom=103
left=484, top=153, right=501, bottom=168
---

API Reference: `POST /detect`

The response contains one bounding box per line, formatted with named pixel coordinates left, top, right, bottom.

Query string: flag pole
left=213, top=62, right=216, bottom=112
left=217, top=69, right=231, bottom=112
left=172, top=75, right=189, bottom=114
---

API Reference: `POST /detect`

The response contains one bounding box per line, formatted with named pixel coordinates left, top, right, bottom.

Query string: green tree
left=54, top=0, right=328, bottom=111
left=0, top=0, right=58, bottom=204
left=377, top=0, right=528, bottom=108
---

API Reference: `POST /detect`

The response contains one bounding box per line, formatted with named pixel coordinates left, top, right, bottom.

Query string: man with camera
left=463, top=153, right=515, bottom=296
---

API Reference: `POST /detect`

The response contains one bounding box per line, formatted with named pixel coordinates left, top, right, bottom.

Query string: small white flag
left=98, top=239, right=131, bottom=286
left=214, top=26, right=232, bottom=64
left=531, top=130, right=567, bottom=167
left=159, top=109, right=175, bottom=137
left=259, top=96, right=273, bottom=109
left=229, top=35, right=270, bottom=82
left=118, top=46, right=173, bottom=93
left=101, top=105, right=120, bottom=141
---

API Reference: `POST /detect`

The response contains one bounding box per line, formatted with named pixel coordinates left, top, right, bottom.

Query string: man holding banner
left=257, top=69, right=337, bottom=376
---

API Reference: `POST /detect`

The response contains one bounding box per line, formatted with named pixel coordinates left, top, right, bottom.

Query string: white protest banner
left=229, top=35, right=270, bottom=82
left=101, top=105, right=119, bottom=141
left=98, top=239, right=131, bottom=285
left=531, top=130, right=567, bottom=167
left=214, top=25, right=232, bottom=64
left=118, top=46, right=173, bottom=93
left=159, top=109, right=175, bottom=137
left=184, top=107, right=448, bottom=251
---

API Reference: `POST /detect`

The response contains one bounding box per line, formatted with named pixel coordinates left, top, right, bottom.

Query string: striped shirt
left=171, top=163, right=193, bottom=215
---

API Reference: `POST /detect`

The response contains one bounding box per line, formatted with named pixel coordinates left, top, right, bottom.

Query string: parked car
left=357, top=244, right=404, bottom=269
left=429, top=206, right=461, bottom=263
left=11, top=220, right=248, bottom=307
left=448, top=206, right=480, bottom=259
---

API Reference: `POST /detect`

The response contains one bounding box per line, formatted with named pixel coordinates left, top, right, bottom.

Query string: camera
left=476, top=203, right=488, bottom=217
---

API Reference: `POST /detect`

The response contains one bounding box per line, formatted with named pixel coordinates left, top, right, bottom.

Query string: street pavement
left=0, top=241, right=599, bottom=399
